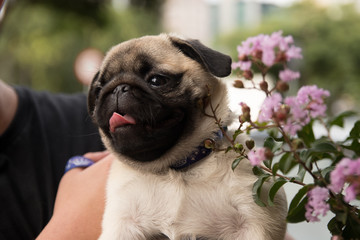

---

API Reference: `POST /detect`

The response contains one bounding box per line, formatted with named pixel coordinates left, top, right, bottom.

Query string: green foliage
left=219, top=1, right=360, bottom=110
left=287, top=185, right=310, bottom=223
left=0, top=2, right=162, bottom=93
left=217, top=27, right=360, bottom=238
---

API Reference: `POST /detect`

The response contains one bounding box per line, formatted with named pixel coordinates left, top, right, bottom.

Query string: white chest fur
left=99, top=152, right=287, bottom=240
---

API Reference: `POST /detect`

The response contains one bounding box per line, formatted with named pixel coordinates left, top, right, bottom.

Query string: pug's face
left=88, top=34, right=231, bottom=164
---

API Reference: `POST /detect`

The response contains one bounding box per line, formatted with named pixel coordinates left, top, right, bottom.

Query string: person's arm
left=0, top=80, right=18, bottom=135
left=36, top=151, right=112, bottom=240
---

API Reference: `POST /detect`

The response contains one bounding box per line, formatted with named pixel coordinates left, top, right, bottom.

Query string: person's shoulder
left=14, top=86, right=87, bottom=108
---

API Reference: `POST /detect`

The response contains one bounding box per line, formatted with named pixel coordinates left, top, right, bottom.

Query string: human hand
left=37, top=151, right=114, bottom=240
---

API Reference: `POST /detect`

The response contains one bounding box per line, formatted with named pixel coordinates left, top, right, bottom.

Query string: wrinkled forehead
left=100, top=36, right=189, bottom=77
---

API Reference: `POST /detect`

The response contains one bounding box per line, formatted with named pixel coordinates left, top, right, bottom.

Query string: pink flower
left=284, top=96, right=310, bottom=124
left=297, top=85, right=330, bottom=118
left=248, top=148, right=266, bottom=166
left=279, top=69, right=300, bottom=82
left=344, top=183, right=359, bottom=202
left=231, top=61, right=252, bottom=71
left=286, top=45, right=303, bottom=60
left=258, top=93, right=282, bottom=122
left=282, top=122, right=302, bottom=137
left=305, top=186, right=330, bottom=222
left=261, top=34, right=278, bottom=66
left=329, top=157, right=360, bottom=202
left=329, top=158, right=349, bottom=193
left=282, top=96, right=310, bottom=136
left=240, top=61, right=252, bottom=71
left=233, top=31, right=303, bottom=71
left=262, top=47, right=276, bottom=66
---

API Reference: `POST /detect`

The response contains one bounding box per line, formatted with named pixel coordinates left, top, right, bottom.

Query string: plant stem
left=260, top=165, right=306, bottom=186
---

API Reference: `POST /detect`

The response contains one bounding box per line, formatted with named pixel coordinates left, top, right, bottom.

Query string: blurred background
left=1, top=0, right=360, bottom=115
left=1, top=0, right=360, bottom=239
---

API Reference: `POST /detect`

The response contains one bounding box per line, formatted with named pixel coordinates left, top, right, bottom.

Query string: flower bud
left=275, top=106, right=289, bottom=122
left=239, top=112, right=251, bottom=123
left=260, top=81, right=268, bottom=92
left=291, top=138, right=304, bottom=150
left=243, top=70, right=253, bottom=80
left=253, top=49, right=262, bottom=60
left=276, top=80, right=289, bottom=92
left=245, top=139, right=255, bottom=150
left=276, top=51, right=287, bottom=63
left=204, top=139, right=215, bottom=149
left=239, top=103, right=251, bottom=123
left=264, top=148, right=274, bottom=160
left=234, top=143, right=244, bottom=151
left=241, top=103, right=251, bottom=114
left=238, top=54, right=248, bottom=61
left=233, top=80, right=244, bottom=88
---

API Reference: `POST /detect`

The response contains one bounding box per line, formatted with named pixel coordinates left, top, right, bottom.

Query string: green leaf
left=263, top=159, right=272, bottom=169
left=232, top=157, right=245, bottom=171
left=225, top=146, right=233, bottom=153
left=343, top=139, right=360, bottom=156
left=232, top=129, right=243, bottom=142
left=328, top=110, right=357, bottom=128
left=264, top=137, right=283, bottom=152
left=287, top=196, right=308, bottom=223
left=252, top=174, right=271, bottom=207
left=296, top=165, right=307, bottom=183
left=349, top=120, right=360, bottom=139
left=343, top=213, right=360, bottom=239
left=320, top=166, right=335, bottom=181
left=267, top=178, right=287, bottom=207
left=312, top=141, right=338, bottom=153
left=252, top=166, right=266, bottom=176
left=278, top=152, right=297, bottom=174
left=335, top=212, right=348, bottom=225
left=327, top=217, right=343, bottom=236
left=297, top=121, right=315, bottom=147
left=288, top=185, right=310, bottom=211
left=272, top=162, right=280, bottom=176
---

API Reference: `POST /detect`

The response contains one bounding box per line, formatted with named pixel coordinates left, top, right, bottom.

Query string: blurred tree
left=130, top=0, right=165, bottom=14
left=25, top=0, right=109, bottom=22
left=219, top=0, right=360, bottom=112
left=0, top=0, right=163, bottom=93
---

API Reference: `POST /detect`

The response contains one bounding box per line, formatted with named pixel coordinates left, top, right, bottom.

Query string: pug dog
left=88, top=34, right=287, bottom=240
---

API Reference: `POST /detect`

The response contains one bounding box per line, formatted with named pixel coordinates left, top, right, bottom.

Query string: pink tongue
left=109, top=112, right=136, bottom=132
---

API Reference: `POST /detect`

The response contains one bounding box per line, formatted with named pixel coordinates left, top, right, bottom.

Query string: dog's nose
left=113, top=84, right=131, bottom=94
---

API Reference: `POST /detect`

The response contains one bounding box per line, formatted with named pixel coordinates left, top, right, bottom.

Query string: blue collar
left=170, top=128, right=226, bottom=170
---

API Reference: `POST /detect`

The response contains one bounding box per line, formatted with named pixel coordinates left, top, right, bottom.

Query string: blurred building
left=162, top=0, right=279, bottom=43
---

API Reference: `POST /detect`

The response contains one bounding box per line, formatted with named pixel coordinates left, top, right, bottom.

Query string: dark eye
left=148, top=75, right=169, bottom=87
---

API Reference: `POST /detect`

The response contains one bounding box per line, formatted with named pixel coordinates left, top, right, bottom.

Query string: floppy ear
left=87, top=71, right=100, bottom=118
left=169, top=36, right=232, bottom=77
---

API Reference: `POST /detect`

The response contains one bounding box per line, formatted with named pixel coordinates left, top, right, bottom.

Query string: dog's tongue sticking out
left=109, top=112, right=136, bottom=132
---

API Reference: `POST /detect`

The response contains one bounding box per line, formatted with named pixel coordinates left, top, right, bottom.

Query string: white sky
left=204, top=0, right=301, bottom=7
left=261, top=0, right=300, bottom=6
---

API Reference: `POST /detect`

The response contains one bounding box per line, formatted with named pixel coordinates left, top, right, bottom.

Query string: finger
left=83, top=151, right=110, bottom=162
left=82, top=154, right=113, bottom=175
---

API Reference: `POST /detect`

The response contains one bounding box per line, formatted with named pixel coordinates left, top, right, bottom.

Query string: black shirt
left=0, top=87, right=104, bottom=239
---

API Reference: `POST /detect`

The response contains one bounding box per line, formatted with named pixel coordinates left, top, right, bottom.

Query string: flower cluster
left=305, top=187, right=330, bottom=222
left=258, top=85, right=330, bottom=136
left=329, top=157, right=360, bottom=202
left=248, top=148, right=266, bottom=166
left=225, top=31, right=360, bottom=238
left=232, top=31, right=302, bottom=83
